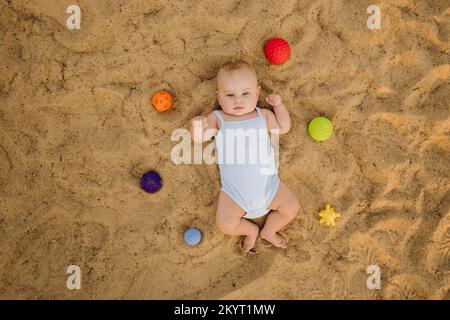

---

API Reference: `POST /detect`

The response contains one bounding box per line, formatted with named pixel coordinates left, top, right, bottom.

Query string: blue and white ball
left=184, top=228, right=202, bottom=246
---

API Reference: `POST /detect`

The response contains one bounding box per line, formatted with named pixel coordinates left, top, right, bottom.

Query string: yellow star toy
left=319, top=204, right=341, bottom=226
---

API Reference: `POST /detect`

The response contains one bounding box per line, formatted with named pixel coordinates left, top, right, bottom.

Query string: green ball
left=308, top=116, right=333, bottom=141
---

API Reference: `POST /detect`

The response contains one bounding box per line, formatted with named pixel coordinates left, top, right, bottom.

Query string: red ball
left=264, top=38, right=291, bottom=65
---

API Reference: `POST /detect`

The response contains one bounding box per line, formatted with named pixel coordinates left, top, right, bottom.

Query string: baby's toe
left=273, top=233, right=288, bottom=248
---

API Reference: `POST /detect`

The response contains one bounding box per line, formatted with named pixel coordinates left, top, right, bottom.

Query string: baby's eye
left=226, top=94, right=234, bottom=97
left=243, top=92, right=249, bottom=95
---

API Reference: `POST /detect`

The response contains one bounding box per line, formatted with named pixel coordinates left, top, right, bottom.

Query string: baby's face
left=215, top=67, right=261, bottom=116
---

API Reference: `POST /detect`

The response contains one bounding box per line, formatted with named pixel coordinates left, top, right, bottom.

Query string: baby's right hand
left=191, top=116, right=208, bottom=130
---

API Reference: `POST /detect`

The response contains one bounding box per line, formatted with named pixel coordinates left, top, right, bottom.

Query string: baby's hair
left=217, top=59, right=256, bottom=78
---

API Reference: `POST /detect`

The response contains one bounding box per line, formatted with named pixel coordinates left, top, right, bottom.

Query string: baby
left=190, top=60, right=300, bottom=253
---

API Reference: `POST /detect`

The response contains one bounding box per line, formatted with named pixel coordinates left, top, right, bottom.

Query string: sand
left=0, top=0, right=449, bottom=299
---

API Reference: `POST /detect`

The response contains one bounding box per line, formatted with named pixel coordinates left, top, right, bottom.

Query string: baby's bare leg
left=216, top=191, right=259, bottom=253
left=260, top=182, right=299, bottom=248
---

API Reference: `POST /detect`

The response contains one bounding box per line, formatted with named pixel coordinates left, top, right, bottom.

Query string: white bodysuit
left=213, top=107, right=280, bottom=219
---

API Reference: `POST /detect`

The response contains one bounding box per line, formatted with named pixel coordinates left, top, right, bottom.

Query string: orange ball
left=151, top=90, right=173, bottom=112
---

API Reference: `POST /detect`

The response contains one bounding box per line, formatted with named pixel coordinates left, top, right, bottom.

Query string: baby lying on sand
left=190, top=60, right=300, bottom=253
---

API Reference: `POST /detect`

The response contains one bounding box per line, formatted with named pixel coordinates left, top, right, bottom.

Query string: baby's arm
left=189, top=112, right=219, bottom=143
left=263, top=94, right=291, bottom=134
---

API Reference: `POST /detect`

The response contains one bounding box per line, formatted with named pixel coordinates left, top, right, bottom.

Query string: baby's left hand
left=266, top=94, right=282, bottom=107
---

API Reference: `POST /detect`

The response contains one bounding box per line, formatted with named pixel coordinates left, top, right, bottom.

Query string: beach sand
left=0, top=0, right=449, bottom=299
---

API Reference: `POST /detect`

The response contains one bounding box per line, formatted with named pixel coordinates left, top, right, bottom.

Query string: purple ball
left=140, top=170, right=162, bottom=193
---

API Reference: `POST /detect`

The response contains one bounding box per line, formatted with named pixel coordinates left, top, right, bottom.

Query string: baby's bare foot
left=259, top=229, right=288, bottom=249
left=241, top=225, right=259, bottom=254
